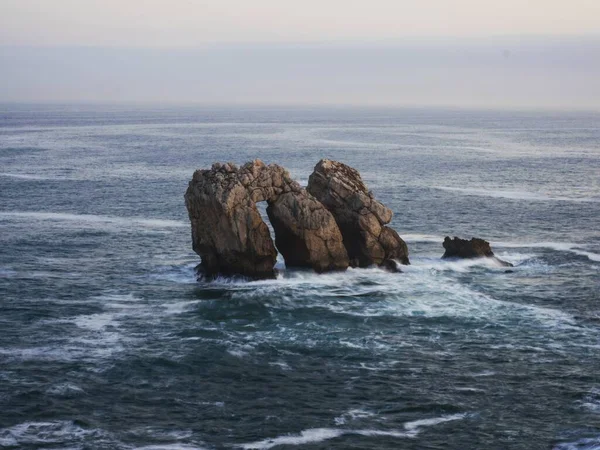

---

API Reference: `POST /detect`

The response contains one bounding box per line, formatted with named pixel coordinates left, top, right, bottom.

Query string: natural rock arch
left=184, top=160, right=349, bottom=279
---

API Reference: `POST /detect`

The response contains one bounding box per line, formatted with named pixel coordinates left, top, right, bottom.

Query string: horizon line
left=2, top=33, right=600, bottom=50
left=1, top=100, right=599, bottom=114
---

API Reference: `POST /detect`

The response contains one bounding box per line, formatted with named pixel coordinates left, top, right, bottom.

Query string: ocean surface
left=0, top=104, right=599, bottom=450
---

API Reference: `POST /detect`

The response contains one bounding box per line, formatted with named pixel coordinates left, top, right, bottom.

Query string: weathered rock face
left=442, top=236, right=513, bottom=267
left=184, top=160, right=348, bottom=279
left=307, top=159, right=409, bottom=267
left=442, top=236, right=494, bottom=258
left=267, top=192, right=349, bottom=273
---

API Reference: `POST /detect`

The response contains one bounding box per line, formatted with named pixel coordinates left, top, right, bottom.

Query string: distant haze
left=1, top=0, right=599, bottom=108
left=2, top=0, right=599, bottom=46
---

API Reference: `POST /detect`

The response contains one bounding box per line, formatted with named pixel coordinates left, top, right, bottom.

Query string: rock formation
left=307, top=159, right=409, bottom=268
left=266, top=192, right=349, bottom=273
left=442, top=236, right=513, bottom=267
left=184, top=160, right=348, bottom=279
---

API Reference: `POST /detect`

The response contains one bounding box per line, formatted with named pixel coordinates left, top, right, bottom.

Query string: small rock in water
left=442, top=236, right=513, bottom=267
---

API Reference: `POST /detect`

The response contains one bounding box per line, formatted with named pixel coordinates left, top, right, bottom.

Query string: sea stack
left=442, top=236, right=513, bottom=267
left=307, top=159, right=409, bottom=268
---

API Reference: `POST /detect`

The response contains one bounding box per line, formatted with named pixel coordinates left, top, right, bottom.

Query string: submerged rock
left=380, top=258, right=403, bottom=273
left=442, top=236, right=513, bottom=267
left=185, top=160, right=348, bottom=279
left=307, top=159, right=409, bottom=268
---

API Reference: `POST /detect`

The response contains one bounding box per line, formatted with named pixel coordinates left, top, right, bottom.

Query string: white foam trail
left=402, top=233, right=444, bottom=243
left=268, top=361, right=291, bottom=371
left=0, top=211, right=186, bottom=229
left=0, top=420, right=204, bottom=449
left=433, top=185, right=599, bottom=203
left=570, top=249, right=600, bottom=262
left=73, top=313, right=118, bottom=331
left=0, top=172, right=50, bottom=180
left=334, top=409, right=376, bottom=425
left=553, top=436, right=600, bottom=450
left=240, top=428, right=345, bottom=449
left=495, top=241, right=575, bottom=251
left=227, top=345, right=252, bottom=359
left=403, top=414, right=466, bottom=431
left=161, top=300, right=203, bottom=315
left=0, top=341, right=127, bottom=362
left=493, top=241, right=600, bottom=262
left=0, top=421, right=106, bottom=447
left=238, top=414, right=466, bottom=449
left=0, top=293, right=151, bottom=363
left=135, top=446, right=208, bottom=450
left=408, top=257, right=512, bottom=273
left=579, top=388, right=600, bottom=413
left=357, top=280, right=573, bottom=326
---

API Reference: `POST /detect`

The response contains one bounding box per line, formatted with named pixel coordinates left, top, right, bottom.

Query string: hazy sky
left=1, top=1, right=599, bottom=108
left=1, top=0, right=600, bottom=46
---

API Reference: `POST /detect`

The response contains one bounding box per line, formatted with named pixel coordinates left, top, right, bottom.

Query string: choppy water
left=1, top=105, right=599, bottom=450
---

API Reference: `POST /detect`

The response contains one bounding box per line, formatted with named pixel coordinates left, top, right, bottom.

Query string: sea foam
left=239, top=413, right=466, bottom=449
left=433, top=185, right=600, bottom=203
left=0, top=211, right=186, bottom=229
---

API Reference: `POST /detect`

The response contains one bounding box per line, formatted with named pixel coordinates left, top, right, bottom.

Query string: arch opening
left=185, top=160, right=350, bottom=279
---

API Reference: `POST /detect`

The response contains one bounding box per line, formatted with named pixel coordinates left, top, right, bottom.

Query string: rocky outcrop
left=307, top=159, right=409, bottom=268
left=267, top=192, right=349, bottom=273
left=184, top=160, right=348, bottom=279
left=442, top=236, right=494, bottom=258
left=442, top=236, right=513, bottom=267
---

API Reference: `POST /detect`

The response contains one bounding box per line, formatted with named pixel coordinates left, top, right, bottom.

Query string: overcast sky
left=1, top=0, right=599, bottom=108
left=2, top=0, right=600, bottom=46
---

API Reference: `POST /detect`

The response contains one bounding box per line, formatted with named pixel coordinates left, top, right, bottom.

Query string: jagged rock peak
left=190, top=159, right=302, bottom=205
left=307, top=159, right=409, bottom=268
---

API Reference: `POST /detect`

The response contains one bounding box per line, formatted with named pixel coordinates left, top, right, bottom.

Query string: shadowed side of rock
left=442, top=236, right=513, bottom=267
left=267, top=192, right=349, bottom=273
left=307, top=159, right=409, bottom=268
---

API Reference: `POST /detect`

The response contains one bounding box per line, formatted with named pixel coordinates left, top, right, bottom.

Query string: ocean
left=0, top=104, right=599, bottom=449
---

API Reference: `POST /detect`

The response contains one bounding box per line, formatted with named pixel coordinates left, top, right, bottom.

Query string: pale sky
left=1, top=0, right=599, bottom=46
left=1, top=1, right=599, bottom=108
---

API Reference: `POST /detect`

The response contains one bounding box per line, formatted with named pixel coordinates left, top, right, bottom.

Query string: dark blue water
left=1, top=104, right=599, bottom=449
